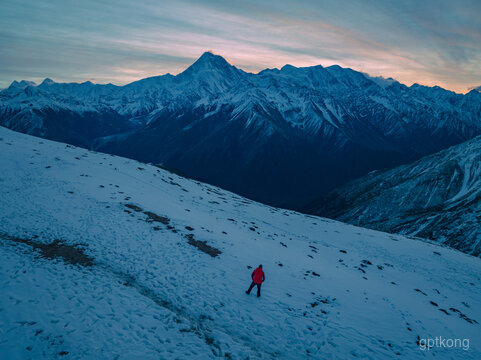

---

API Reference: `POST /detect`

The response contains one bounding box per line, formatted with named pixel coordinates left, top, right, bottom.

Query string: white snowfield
left=0, top=126, right=480, bottom=359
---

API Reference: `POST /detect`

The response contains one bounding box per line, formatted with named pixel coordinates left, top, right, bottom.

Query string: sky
left=1, top=0, right=480, bottom=93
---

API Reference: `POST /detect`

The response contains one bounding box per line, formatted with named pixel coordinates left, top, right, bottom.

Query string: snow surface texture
left=2, top=52, right=481, bottom=208
left=310, top=135, right=481, bottom=257
left=1, top=127, right=480, bottom=359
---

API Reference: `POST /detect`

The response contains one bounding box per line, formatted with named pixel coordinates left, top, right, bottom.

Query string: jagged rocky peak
left=192, top=51, right=231, bottom=69
left=40, top=78, right=56, bottom=86
left=280, top=64, right=297, bottom=72
left=8, top=80, right=37, bottom=89
left=178, top=51, right=244, bottom=81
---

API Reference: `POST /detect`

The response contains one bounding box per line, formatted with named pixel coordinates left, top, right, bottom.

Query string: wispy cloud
left=0, top=0, right=480, bottom=92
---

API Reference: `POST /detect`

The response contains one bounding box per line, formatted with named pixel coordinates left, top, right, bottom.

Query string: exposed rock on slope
left=308, top=136, right=481, bottom=256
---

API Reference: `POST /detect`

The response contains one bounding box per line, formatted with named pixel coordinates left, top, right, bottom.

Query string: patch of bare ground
left=185, top=234, right=221, bottom=258
left=125, top=203, right=143, bottom=212
left=144, top=211, right=170, bottom=225
left=125, top=204, right=170, bottom=225
left=1, top=234, right=94, bottom=267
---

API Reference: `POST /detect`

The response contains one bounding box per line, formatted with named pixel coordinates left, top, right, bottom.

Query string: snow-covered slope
left=1, top=127, right=480, bottom=359
left=2, top=52, right=481, bottom=208
left=308, top=135, right=481, bottom=257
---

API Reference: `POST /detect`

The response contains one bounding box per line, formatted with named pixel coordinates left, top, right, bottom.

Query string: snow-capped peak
left=8, top=80, right=37, bottom=89
left=191, top=51, right=231, bottom=69
left=178, top=52, right=244, bottom=80
left=40, top=78, right=56, bottom=86
left=174, top=52, right=245, bottom=94
left=280, top=64, right=297, bottom=72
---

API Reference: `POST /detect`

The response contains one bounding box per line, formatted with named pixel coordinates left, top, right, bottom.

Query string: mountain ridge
left=2, top=52, right=481, bottom=207
left=307, top=135, right=481, bottom=256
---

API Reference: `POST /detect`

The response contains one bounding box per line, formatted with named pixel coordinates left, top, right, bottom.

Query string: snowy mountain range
left=1, top=126, right=480, bottom=359
left=2, top=52, right=481, bottom=207
left=307, top=135, right=481, bottom=257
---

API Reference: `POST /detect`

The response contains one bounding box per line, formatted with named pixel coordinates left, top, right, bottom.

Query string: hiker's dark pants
left=247, top=281, right=262, bottom=297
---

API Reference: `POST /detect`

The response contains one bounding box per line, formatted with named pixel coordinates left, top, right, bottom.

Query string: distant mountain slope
left=1, top=126, right=480, bottom=359
left=2, top=52, right=481, bottom=207
left=307, top=136, right=481, bottom=256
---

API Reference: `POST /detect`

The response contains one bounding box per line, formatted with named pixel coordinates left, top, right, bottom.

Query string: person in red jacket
left=246, top=265, right=265, bottom=297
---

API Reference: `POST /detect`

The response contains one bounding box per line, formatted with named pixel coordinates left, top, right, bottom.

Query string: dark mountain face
left=99, top=102, right=415, bottom=207
left=2, top=52, right=481, bottom=208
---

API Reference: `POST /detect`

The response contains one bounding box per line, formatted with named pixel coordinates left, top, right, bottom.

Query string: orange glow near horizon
left=1, top=0, right=480, bottom=94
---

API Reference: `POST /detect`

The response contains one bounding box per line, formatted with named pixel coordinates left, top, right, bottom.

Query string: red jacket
left=252, top=267, right=265, bottom=284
